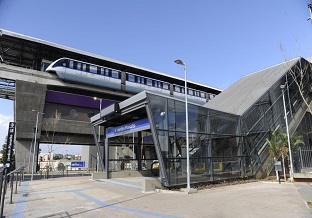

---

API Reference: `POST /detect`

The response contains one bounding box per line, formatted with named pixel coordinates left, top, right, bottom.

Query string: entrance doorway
left=107, top=130, right=159, bottom=175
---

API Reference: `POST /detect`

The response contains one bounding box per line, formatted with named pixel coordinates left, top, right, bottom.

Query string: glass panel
left=112, top=70, right=120, bottom=79
left=127, top=74, right=135, bottom=82
left=147, top=79, right=153, bottom=86
left=90, top=65, right=97, bottom=74
left=148, top=94, right=168, bottom=130
left=163, top=83, right=169, bottom=90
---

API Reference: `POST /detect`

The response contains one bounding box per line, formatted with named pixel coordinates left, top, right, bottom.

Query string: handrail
left=0, top=165, right=26, bottom=218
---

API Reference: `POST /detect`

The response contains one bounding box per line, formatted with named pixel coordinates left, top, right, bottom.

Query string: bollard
left=15, top=173, right=18, bottom=194
left=19, top=172, right=22, bottom=186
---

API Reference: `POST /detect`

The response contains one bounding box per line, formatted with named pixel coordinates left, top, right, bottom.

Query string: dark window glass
left=106, top=69, right=112, bottom=77
left=69, top=60, right=74, bottom=68
left=112, top=70, right=120, bottom=79
left=147, top=79, right=153, bottom=86
left=53, top=59, right=68, bottom=67
left=140, top=77, right=145, bottom=84
left=86, top=64, right=90, bottom=72
left=163, top=83, right=169, bottom=90
left=127, top=74, right=135, bottom=82
left=73, top=61, right=78, bottom=69
left=90, top=65, right=97, bottom=74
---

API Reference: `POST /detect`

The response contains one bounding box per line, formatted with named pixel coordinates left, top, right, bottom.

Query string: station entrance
left=92, top=91, right=247, bottom=188
left=106, top=127, right=159, bottom=176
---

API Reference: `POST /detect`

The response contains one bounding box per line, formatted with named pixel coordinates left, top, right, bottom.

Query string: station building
left=91, top=57, right=312, bottom=187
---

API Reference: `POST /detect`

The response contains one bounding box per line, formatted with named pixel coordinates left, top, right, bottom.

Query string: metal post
left=281, top=85, right=294, bottom=181
left=31, top=111, right=39, bottom=181
left=10, top=174, right=14, bottom=204
left=174, top=59, right=190, bottom=191
left=0, top=169, right=5, bottom=210
left=15, top=173, right=18, bottom=194
left=299, top=147, right=304, bottom=172
left=0, top=168, right=8, bottom=217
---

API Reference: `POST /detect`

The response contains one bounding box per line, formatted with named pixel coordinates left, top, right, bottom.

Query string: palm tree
left=266, top=130, right=304, bottom=181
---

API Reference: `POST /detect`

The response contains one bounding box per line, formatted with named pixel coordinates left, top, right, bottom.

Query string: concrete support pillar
left=14, top=80, right=46, bottom=172
left=14, top=139, right=33, bottom=172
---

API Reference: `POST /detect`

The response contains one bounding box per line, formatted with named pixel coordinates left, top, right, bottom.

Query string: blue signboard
left=106, top=118, right=150, bottom=138
left=71, top=161, right=85, bottom=168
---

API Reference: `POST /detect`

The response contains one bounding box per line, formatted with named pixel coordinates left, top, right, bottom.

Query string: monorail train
left=45, top=58, right=216, bottom=104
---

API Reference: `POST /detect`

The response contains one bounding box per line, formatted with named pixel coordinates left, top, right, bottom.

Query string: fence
left=298, top=148, right=312, bottom=173
left=0, top=165, right=26, bottom=218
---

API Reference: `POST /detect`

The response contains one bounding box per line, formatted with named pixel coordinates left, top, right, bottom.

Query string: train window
left=174, top=86, right=180, bottom=92
left=77, top=62, right=81, bottom=70
left=163, top=83, right=169, bottom=90
left=136, top=76, right=140, bottom=83
left=112, top=70, right=120, bottom=79
left=106, top=69, right=112, bottom=77
left=53, top=59, right=66, bottom=67
left=147, top=79, right=152, bottom=86
left=156, top=81, right=161, bottom=88
left=127, top=74, right=135, bottom=82
left=73, top=61, right=78, bottom=69
left=86, top=64, right=90, bottom=72
left=141, top=78, right=145, bottom=84
left=90, top=65, right=97, bottom=74
left=101, top=68, right=105, bottom=75
left=89, top=65, right=96, bottom=74
left=69, top=60, right=74, bottom=68
left=82, top=64, right=86, bottom=71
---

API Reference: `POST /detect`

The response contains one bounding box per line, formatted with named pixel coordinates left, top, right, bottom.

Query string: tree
left=280, top=44, right=312, bottom=114
left=42, top=110, right=71, bottom=173
left=266, top=130, right=304, bottom=181
left=1, top=137, right=15, bottom=169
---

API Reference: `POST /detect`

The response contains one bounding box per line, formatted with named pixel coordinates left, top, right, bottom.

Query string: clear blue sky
left=0, top=1, right=312, bottom=153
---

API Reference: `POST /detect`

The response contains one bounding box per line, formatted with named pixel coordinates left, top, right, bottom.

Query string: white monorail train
left=46, top=58, right=216, bottom=104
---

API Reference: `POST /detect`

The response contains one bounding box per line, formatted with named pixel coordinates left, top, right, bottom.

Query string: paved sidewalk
left=2, top=176, right=312, bottom=218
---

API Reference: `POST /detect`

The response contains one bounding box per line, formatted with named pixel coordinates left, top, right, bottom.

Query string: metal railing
left=0, top=165, right=26, bottom=218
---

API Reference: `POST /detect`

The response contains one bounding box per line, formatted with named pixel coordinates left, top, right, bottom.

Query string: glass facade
left=147, top=94, right=242, bottom=186
left=100, top=58, right=312, bottom=187
left=144, top=58, right=312, bottom=187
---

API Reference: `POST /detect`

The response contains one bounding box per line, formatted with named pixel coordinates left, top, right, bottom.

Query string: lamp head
left=280, top=84, right=286, bottom=89
left=174, top=59, right=185, bottom=66
left=93, top=97, right=99, bottom=100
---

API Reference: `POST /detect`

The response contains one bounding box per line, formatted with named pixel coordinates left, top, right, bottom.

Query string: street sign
left=71, top=161, right=85, bottom=168
left=5, top=122, right=15, bottom=168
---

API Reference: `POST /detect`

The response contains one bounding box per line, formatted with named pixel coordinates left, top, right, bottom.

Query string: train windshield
left=53, top=59, right=69, bottom=68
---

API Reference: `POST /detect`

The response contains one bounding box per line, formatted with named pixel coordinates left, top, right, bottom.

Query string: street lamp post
left=174, top=59, right=190, bottom=191
left=280, top=84, right=294, bottom=181
left=31, top=110, right=43, bottom=181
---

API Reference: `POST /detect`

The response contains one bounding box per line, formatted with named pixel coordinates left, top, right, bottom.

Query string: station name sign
left=5, top=122, right=15, bottom=168
left=71, top=161, right=85, bottom=168
left=106, top=118, right=150, bottom=137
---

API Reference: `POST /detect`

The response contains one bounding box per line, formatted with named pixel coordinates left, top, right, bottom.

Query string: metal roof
left=0, top=29, right=221, bottom=94
left=204, top=57, right=302, bottom=115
